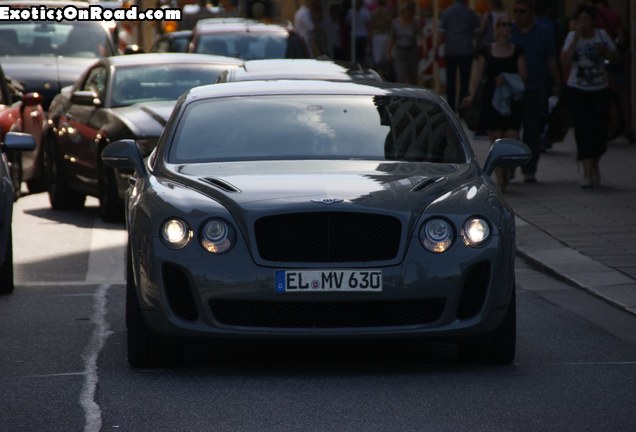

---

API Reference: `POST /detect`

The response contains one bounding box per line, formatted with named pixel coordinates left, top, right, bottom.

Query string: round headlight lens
left=462, top=217, right=491, bottom=247
left=201, top=219, right=233, bottom=254
left=161, top=218, right=191, bottom=249
left=420, top=218, right=454, bottom=253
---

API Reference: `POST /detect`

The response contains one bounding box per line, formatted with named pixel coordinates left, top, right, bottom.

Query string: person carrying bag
left=462, top=13, right=527, bottom=192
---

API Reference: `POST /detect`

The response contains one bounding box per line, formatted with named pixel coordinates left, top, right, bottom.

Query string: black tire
left=0, top=232, right=15, bottom=294
left=26, top=140, right=48, bottom=194
left=47, top=138, right=85, bottom=210
left=98, top=161, right=124, bottom=223
left=26, top=176, right=47, bottom=194
left=8, top=153, right=22, bottom=201
left=458, top=287, right=516, bottom=365
left=126, top=248, right=184, bottom=368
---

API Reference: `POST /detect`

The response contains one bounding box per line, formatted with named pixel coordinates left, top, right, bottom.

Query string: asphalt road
left=2, top=192, right=636, bottom=432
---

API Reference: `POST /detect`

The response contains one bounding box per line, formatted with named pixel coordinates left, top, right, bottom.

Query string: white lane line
left=23, top=372, right=86, bottom=378
left=79, top=224, right=126, bottom=432
left=80, top=283, right=113, bottom=432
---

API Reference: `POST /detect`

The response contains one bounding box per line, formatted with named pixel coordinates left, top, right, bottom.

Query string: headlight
left=200, top=218, right=234, bottom=254
left=462, top=217, right=491, bottom=247
left=420, top=218, right=454, bottom=253
left=161, top=218, right=192, bottom=249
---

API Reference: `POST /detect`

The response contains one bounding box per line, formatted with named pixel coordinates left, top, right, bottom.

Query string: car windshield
left=169, top=95, right=467, bottom=164
left=111, top=64, right=232, bottom=106
left=0, top=21, right=114, bottom=58
left=195, top=33, right=291, bottom=60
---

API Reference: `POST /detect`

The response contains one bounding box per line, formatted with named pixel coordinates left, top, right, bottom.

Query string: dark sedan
left=1, top=132, right=35, bottom=293
left=0, top=0, right=117, bottom=110
left=188, top=17, right=310, bottom=60
left=150, top=30, right=192, bottom=53
left=215, top=59, right=383, bottom=83
left=102, top=80, right=532, bottom=367
left=45, top=53, right=243, bottom=222
left=0, top=62, right=45, bottom=195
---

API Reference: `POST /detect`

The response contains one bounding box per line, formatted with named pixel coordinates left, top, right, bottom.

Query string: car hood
left=112, top=102, right=177, bottom=138
left=171, top=159, right=478, bottom=216
left=2, top=56, right=97, bottom=108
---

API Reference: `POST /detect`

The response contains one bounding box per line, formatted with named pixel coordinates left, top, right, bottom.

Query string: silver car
left=102, top=80, right=531, bottom=367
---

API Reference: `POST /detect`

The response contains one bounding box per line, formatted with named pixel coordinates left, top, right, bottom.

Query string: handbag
left=462, top=79, right=485, bottom=132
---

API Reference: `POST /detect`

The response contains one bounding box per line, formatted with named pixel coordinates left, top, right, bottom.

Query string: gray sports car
left=102, top=80, right=532, bottom=368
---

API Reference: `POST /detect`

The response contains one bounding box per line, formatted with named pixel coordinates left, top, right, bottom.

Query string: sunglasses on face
left=513, top=8, right=528, bottom=14
left=498, top=22, right=513, bottom=27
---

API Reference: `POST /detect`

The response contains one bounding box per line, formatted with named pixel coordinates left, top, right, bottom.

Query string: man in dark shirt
left=438, top=0, right=480, bottom=113
left=511, top=0, right=562, bottom=182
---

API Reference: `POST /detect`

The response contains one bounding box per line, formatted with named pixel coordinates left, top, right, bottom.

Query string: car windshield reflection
left=0, top=21, right=114, bottom=58
left=111, top=64, right=229, bottom=106
left=169, top=95, right=467, bottom=164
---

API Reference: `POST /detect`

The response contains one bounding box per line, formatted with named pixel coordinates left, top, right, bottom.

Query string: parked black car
left=44, top=53, right=243, bottom=222
left=0, top=61, right=45, bottom=194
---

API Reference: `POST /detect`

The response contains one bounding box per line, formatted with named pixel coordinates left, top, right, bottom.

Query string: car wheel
left=126, top=248, right=184, bottom=368
left=98, top=162, right=124, bottom=223
left=458, top=286, right=516, bottom=365
left=0, top=232, right=15, bottom=294
left=26, top=134, right=47, bottom=194
left=47, top=139, right=85, bottom=210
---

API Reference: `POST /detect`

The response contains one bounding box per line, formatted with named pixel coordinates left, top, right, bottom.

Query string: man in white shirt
left=294, top=0, right=318, bottom=57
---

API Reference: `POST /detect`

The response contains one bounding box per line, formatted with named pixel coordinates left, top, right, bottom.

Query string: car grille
left=209, top=299, right=446, bottom=328
left=254, top=212, right=402, bottom=262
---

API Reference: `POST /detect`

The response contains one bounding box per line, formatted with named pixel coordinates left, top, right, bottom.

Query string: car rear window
left=168, top=95, right=467, bottom=164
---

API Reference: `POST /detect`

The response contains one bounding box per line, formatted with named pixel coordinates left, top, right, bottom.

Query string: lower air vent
left=209, top=299, right=446, bottom=328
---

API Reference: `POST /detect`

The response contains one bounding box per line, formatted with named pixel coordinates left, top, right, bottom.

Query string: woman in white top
left=560, top=4, right=618, bottom=188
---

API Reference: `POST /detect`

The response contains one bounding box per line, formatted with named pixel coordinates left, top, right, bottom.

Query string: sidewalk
left=468, top=128, right=636, bottom=316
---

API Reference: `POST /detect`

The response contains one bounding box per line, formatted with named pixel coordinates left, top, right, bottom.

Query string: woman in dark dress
left=462, top=13, right=527, bottom=191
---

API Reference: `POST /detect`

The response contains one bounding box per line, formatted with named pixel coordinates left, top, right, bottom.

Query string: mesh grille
left=255, top=212, right=402, bottom=262
left=209, top=299, right=446, bottom=328
left=457, top=261, right=491, bottom=320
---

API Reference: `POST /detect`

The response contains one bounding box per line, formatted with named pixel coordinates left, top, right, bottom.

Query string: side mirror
left=482, top=138, right=532, bottom=176
left=2, top=132, right=36, bottom=152
left=101, top=139, right=147, bottom=177
left=71, top=90, right=101, bottom=106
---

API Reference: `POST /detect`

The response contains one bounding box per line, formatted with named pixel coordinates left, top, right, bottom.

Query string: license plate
left=275, top=270, right=383, bottom=292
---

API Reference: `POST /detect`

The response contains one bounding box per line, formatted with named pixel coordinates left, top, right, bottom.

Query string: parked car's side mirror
left=482, top=138, right=532, bottom=176
left=102, top=139, right=147, bottom=177
left=71, top=91, right=102, bottom=107
left=1, top=131, right=36, bottom=152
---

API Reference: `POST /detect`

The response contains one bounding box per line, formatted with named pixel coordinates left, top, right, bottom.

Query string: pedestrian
left=325, top=2, right=345, bottom=60
left=345, top=0, right=372, bottom=65
left=510, top=0, right=562, bottom=183
left=463, top=13, right=527, bottom=192
left=476, top=0, right=506, bottom=50
left=294, top=0, right=320, bottom=57
left=437, top=0, right=481, bottom=113
left=560, top=4, right=618, bottom=188
left=369, top=0, right=395, bottom=79
left=387, top=1, right=423, bottom=85
left=590, top=0, right=634, bottom=142
left=180, top=0, right=216, bottom=30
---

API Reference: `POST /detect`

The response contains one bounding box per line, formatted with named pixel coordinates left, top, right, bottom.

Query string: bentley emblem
left=311, top=197, right=344, bottom=205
